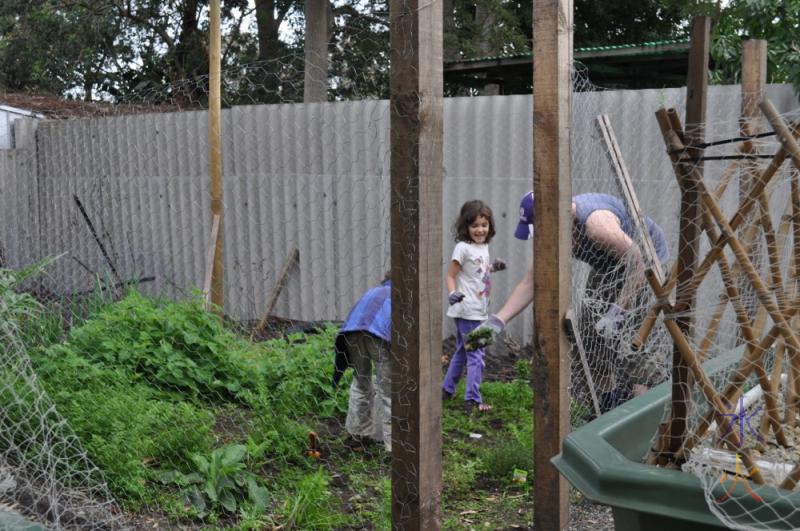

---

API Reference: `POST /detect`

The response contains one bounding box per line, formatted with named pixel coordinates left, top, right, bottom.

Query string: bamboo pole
left=644, top=270, right=743, bottom=449
left=659, top=109, right=800, bottom=354
left=208, top=0, right=224, bottom=308
left=634, top=120, right=800, bottom=350
left=634, top=158, right=740, bottom=350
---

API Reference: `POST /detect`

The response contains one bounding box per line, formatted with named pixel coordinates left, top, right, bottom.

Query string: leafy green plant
left=481, top=438, right=532, bottom=486
left=0, top=257, right=58, bottom=342
left=444, top=455, right=482, bottom=495
left=57, top=290, right=255, bottom=401
left=160, top=444, right=269, bottom=518
left=253, top=329, right=347, bottom=419
left=30, top=346, right=214, bottom=503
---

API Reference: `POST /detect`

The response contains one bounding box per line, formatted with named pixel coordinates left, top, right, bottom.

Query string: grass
left=3, top=268, right=538, bottom=529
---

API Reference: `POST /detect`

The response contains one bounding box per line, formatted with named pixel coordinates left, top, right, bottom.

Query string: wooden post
left=389, top=0, right=443, bottom=528
left=304, top=0, right=329, bottom=102
left=742, top=40, right=768, bottom=131
left=669, top=15, right=709, bottom=457
left=532, top=0, right=572, bottom=528
left=208, top=0, right=224, bottom=308
left=737, top=39, right=768, bottom=333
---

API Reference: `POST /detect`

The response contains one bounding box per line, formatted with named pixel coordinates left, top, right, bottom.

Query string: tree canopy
left=0, top=0, right=797, bottom=102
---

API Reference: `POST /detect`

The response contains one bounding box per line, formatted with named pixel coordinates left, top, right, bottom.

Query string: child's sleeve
left=450, top=242, right=465, bottom=264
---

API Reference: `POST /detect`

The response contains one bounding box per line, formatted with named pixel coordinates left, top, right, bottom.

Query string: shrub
left=54, top=290, right=255, bottom=401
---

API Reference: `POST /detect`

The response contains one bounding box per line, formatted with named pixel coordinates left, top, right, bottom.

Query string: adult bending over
left=476, top=192, right=669, bottom=411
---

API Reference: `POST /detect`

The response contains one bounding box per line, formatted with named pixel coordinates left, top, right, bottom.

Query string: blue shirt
left=340, top=280, right=391, bottom=343
left=573, top=193, right=669, bottom=273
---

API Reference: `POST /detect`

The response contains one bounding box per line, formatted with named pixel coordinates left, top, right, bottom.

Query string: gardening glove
left=448, top=291, right=465, bottom=305
left=492, top=258, right=507, bottom=272
left=465, top=314, right=506, bottom=351
left=594, top=303, right=629, bottom=339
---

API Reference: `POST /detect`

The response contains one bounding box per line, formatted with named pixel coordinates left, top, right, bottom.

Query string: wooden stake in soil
left=564, top=309, right=601, bottom=418
left=595, top=114, right=665, bottom=283
left=532, top=0, right=572, bottom=528
left=250, top=247, right=299, bottom=340
left=208, top=0, right=224, bottom=309
left=389, top=0, right=444, bottom=527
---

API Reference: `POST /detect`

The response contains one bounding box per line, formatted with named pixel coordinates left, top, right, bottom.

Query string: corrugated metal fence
left=0, top=84, right=797, bottom=341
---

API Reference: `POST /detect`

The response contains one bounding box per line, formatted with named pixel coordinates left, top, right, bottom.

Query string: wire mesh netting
left=2, top=28, right=800, bottom=528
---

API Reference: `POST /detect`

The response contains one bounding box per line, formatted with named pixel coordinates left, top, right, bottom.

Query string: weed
left=482, top=438, right=533, bottom=486
left=278, top=469, right=351, bottom=529
left=514, top=358, right=532, bottom=380
left=55, top=290, right=255, bottom=401
left=158, top=444, right=269, bottom=518
left=444, top=456, right=482, bottom=495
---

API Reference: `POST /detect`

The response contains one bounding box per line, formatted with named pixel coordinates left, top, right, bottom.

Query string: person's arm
left=584, top=209, right=644, bottom=309
left=495, top=259, right=534, bottom=324
left=446, top=259, right=466, bottom=306
left=446, top=260, right=461, bottom=293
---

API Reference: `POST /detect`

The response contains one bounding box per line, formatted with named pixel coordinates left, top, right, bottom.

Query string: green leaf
left=185, top=486, right=207, bottom=516
left=220, top=444, right=247, bottom=467
left=205, top=481, right=218, bottom=502
left=247, top=477, right=269, bottom=510
left=220, top=490, right=237, bottom=513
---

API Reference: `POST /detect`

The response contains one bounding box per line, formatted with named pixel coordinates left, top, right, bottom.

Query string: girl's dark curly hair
left=452, top=200, right=496, bottom=243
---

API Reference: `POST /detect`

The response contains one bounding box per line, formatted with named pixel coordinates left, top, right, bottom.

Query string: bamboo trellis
left=638, top=99, right=800, bottom=490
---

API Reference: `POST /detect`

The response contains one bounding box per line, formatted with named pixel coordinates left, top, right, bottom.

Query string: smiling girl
left=442, top=200, right=506, bottom=413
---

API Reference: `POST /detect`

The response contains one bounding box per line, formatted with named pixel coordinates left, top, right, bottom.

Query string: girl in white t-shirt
left=442, top=200, right=506, bottom=412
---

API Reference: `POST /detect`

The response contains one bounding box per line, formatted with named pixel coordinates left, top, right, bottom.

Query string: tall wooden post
left=532, top=0, right=572, bottom=529
left=737, top=40, right=768, bottom=329
left=742, top=40, right=768, bottom=128
left=670, top=16, right=710, bottom=455
left=389, top=0, right=443, bottom=528
left=304, top=0, right=329, bottom=102
left=208, top=0, right=224, bottom=308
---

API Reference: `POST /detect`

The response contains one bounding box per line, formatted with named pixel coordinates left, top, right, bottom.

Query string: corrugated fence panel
left=1, top=84, right=798, bottom=343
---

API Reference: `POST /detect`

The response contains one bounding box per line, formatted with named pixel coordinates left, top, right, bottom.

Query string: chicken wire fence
left=0, top=54, right=397, bottom=530
left=2, top=50, right=800, bottom=528
left=656, top=102, right=800, bottom=531
left=577, top=88, right=800, bottom=531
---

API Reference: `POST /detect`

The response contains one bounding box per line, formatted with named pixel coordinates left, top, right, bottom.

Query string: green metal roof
left=445, top=39, right=690, bottom=65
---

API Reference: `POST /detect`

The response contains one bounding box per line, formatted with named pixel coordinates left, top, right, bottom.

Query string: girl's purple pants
left=442, top=318, right=485, bottom=403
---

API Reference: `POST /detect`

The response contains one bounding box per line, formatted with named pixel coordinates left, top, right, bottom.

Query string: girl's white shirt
left=447, top=241, right=491, bottom=320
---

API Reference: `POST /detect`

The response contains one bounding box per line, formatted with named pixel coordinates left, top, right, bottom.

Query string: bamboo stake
left=596, top=114, right=665, bottom=282
left=208, top=0, right=224, bottom=308
left=780, top=463, right=800, bottom=491
left=658, top=110, right=800, bottom=354
left=644, top=269, right=743, bottom=449
left=634, top=158, right=742, bottom=350
left=634, top=119, right=800, bottom=349
left=758, top=341, right=785, bottom=444
left=250, top=247, right=300, bottom=340
left=739, top=449, right=766, bottom=485
left=787, top=168, right=800, bottom=427
left=564, top=310, right=601, bottom=418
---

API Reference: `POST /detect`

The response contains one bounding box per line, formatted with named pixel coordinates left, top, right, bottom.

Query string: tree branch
left=331, top=4, right=388, bottom=28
